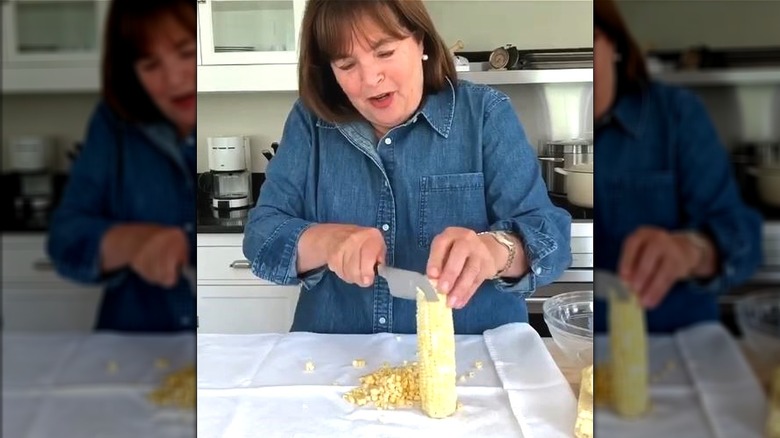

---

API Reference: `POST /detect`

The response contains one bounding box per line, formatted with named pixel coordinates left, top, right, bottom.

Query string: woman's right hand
left=324, top=225, right=387, bottom=287
left=130, top=227, right=189, bottom=288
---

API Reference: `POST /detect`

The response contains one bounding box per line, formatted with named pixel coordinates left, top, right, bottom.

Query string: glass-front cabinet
left=2, top=0, right=109, bottom=64
left=197, top=0, right=306, bottom=65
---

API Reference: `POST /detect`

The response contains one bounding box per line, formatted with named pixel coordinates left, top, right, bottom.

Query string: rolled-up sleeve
left=672, top=89, right=763, bottom=291
left=481, top=97, right=573, bottom=296
left=46, top=105, right=120, bottom=284
left=242, top=102, right=324, bottom=289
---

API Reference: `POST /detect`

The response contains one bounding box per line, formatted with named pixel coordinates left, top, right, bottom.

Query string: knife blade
left=377, top=265, right=439, bottom=302
left=594, top=269, right=633, bottom=302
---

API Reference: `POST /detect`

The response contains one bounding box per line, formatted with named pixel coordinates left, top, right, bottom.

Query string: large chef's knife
left=377, top=265, right=439, bottom=302
left=593, top=269, right=633, bottom=301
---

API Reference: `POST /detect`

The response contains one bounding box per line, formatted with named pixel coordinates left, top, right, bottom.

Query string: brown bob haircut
left=299, top=0, right=456, bottom=123
left=101, top=0, right=196, bottom=124
left=594, top=0, right=649, bottom=93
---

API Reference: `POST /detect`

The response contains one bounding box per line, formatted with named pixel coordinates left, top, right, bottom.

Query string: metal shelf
left=457, top=68, right=592, bottom=85
left=654, top=67, right=780, bottom=86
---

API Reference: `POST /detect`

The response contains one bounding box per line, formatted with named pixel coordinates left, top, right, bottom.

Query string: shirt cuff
left=250, top=218, right=318, bottom=286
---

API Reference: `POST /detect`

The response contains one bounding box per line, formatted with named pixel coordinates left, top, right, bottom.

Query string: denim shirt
left=47, top=101, right=197, bottom=333
left=243, top=79, right=572, bottom=335
left=594, top=81, right=763, bottom=333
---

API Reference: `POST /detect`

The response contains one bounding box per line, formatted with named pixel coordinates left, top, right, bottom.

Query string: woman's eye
left=337, top=63, right=355, bottom=71
left=378, top=50, right=395, bottom=58
left=137, top=60, right=159, bottom=71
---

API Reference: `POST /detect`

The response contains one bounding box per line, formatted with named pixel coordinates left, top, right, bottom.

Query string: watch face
left=489, top=47, right=509, bottom=69
left=493, top=231, right=514, bottom=246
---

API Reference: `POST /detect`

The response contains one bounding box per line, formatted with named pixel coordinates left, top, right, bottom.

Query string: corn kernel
left=304, top=361, right=315, bottom=372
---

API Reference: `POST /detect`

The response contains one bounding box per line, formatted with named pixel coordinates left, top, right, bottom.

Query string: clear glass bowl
left=543, top=290, right=594, bottom=366
left=735, top=290, right=780, bottom=366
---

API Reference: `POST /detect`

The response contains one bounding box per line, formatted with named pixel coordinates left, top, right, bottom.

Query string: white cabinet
left=1, top=0, right=109, bottom=92
left=196, top=0, right=306, bottom=66
left=196, top=233, right=300, bottom=334
left=196, top=0, right=305, bottom=92
left=1, top=234, right=102, bottom=332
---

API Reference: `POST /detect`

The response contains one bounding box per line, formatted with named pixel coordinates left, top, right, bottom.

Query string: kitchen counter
left=593, top=324, right=771, bottom=437
left=544, top=338, right=584, bottom=394
left=2, top=332, right=196, bottom=438
left=197, top=323, right=579, bottom=437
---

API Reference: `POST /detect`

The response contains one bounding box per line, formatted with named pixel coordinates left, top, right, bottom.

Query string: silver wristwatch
left=478, top=230, right=517, bottom=278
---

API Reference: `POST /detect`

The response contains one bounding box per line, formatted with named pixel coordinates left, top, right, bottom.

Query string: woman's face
left=594, top=27, right=617, bottom=119
left=134, top=15, right=197, bottom=137
left=330, top=17, right=425, bottom=138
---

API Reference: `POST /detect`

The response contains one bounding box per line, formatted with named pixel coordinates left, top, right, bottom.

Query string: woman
left=243, top=0, right=572, bottom=335
left=47, top=0, right=197, bottom=332
left=593, top=0, right=763, bottom=333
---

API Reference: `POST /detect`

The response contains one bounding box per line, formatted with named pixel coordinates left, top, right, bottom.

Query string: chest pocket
left=417, top=172, right=489, bottom=249
left=603, top=171, right=679, bottom=236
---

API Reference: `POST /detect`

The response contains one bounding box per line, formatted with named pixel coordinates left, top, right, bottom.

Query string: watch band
left=682, top=231, right=709, bottom=277
left=478, top=231, right=516, bottom=278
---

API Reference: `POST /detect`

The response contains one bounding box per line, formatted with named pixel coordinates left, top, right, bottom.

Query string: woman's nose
left=361, top=64, right=384, bottom=87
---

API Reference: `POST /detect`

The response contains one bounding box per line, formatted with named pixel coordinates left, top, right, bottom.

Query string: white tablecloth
left=3, top=333, right=196, bottom=438
left=594, top=323, right=769, bottom=438
left=197, top=322, right=578, bottom=438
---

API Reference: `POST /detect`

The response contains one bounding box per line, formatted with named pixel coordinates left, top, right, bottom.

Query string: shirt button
left=381, top=224, right=390, bottom=231
left=412, top=116, right=418, bottom=123
left=384, top=138, right=392, bottom=145
left=379, top=317, right=387, bottom=324
left=534, top=266, right=542, bottom=275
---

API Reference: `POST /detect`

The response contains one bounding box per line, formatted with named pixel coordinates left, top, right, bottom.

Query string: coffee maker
left=208, top=136, right=252, bottom=210
left=10, top=136, right=54, bottom=228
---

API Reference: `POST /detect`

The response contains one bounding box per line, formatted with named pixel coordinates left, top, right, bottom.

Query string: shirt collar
left=601, top=86, right=648, bottom=139
left=417, top=77, right=455, bottom=138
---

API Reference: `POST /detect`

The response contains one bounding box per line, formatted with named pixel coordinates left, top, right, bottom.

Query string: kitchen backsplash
left=1, top=93, right=99, bottom=173
left=197, top=83, right=594, bottom=173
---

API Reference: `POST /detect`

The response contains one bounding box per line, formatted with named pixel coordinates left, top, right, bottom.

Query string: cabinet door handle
left=229, top=260, right=251, bottom=269
left=33, top=259, right=54, bottom=271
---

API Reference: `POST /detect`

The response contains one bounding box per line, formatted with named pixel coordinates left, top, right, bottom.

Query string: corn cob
left=574, top=365, right=594, bottom=438
left=608, top=289, right=649, bottom=417
left=416, top=282, right=457, bottom=418
left=768, top=366, right=780, bottom=438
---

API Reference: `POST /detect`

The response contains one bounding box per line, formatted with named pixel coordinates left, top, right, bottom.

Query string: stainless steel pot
left=538, top=140, right=593, bottom=194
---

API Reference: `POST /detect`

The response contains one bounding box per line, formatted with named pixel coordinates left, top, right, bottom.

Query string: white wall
left=424, top=0, right=593, bottom=51
left=615, top=0, right=780, bottom=50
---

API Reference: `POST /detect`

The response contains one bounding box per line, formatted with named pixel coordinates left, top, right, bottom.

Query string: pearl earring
left=422, top=54, right=429, bottom=61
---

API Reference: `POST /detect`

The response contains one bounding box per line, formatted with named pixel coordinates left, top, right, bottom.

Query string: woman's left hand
left=426, top=227, right=499, bottom=309
left=618, top=226, right=704, bottom=309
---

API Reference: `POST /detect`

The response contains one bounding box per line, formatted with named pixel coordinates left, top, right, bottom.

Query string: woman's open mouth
left=369, top=92, right=394, bottom=109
